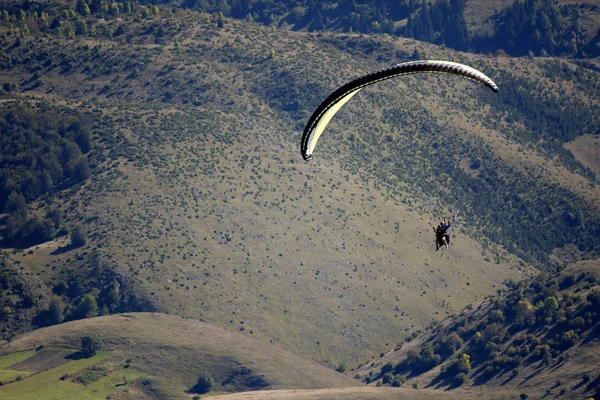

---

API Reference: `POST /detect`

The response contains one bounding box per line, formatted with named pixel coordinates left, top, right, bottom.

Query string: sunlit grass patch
left=0, top=352, right=108, bottom=400
left=0, top=370, right=30, bottom=383
left=0, top=350, right=36, bottom=369
left=64, top=368, right=146, bottom=400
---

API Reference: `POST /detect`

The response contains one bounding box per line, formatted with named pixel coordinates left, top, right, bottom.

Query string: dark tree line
left=34, top=252, right=156, bottom=329
left=2, top=0, right=597, bottom=56
left=472, top=0, right=592, bottom=57
left=0, top=103, right=92, bottom=245
left=171, top=0, right=596, bottom=57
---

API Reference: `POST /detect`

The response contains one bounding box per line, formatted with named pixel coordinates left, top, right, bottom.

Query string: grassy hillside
left=356, top=260, right=600, bottom=400
left=0, top=3, right=599, bottom=395
left=0, top=8, right=540, bottom=368
left=0, top=348, right=145, bottom=400
left=0, top=313, right=358, bottom=399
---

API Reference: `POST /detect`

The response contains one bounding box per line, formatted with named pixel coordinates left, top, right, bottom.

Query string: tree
left=544, top=296, right=559, bottom=318
left=439, top=332, right=463, bottom=359
left=48, top=297, right=64, bottom=325
left=22, top=215, right=56, bottom=244
left=588, top=289, right=600, bottom=310
left=109, top=4, right=119, bottom=17
left=78, top=294, right=98, bottom=318
left=77, top=0, right=91, bottom=17
left=47, top=208, right=63, bottom=230
left=216, top=11, right=224, bottom=28
left=6, top=213, right=26, bottom=240
left=71, top=224, right=88, bottom=247
left=81, top=335, right=102, bottom=356
left=72, top=157, right=91, bottom=182
left=189, top=372, right=214, bottom=394
left=100, top=281, right=120, bottom=313
left=5, top=191, right=27, bottom=218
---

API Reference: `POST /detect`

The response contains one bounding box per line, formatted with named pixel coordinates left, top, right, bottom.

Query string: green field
left=0, top=350, right=36, bottom=369
left=0, top=370, right=30, bottom=383
left=0, top=351, right=146, bottom=400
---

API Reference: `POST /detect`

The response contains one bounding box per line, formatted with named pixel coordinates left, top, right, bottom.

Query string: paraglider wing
left=300, top=60, right=499, bottom=161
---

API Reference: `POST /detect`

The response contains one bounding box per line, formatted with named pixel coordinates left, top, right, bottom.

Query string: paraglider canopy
left=300, top=60, right=499, bottom=161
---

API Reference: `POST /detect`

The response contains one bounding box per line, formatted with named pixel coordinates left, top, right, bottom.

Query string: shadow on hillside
left=570, top=377, right=588, bottom=391
left=500, top=371, right=519, bottom=386
left=517, top=364, right=547, bottom=387
left=585, top=375, right=600, bottom=395
left=425, top=374, right=445, bottom=389
left=66, top=351, right=89, bottom=360
left=220, top=366, right=269, bottom=391
left=581, top=322, right=600, bottom=346
left=51, top=242, right=78, bottom=255
left=473, top=358, right=542, bottom=387
left=472, top=365, right=496, bottom=386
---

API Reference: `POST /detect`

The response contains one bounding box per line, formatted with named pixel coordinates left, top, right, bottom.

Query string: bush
left=189, top=373, right=214, bottom=395
left=382, top=373, right=393, bottom=384
left=71, top=224, right=88, bottom=247
left=81, top=335, right=102, bottom=356
left=588, top=289, right=600, bottom=310
left=391, top=375, right=406, bottom=387
left=76, top=371, right=98, bottom=384
left=438, top=332, right=464, bottom=360
left=455, top=372, right=467, bottom=385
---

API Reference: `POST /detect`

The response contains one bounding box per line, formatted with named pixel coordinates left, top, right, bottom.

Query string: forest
left=1, top=0, right=598, bottom=57
left=0, top=104, right=93, bottom=245
left=176, top=0, right=600, bottom=57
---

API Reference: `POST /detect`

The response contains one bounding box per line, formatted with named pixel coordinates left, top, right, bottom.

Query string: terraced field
left=0, top=348, right=145, bottom=400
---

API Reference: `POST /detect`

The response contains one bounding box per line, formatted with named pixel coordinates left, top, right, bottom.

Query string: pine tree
left=77, top=0, right=91, bottom=17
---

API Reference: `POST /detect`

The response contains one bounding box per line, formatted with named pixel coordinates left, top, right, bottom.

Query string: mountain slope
left=356, top=260, right=600, bottom=400
left=0, top=2, right=599, bottom=379
left=0, top=11, right=537, bottom=368
left=0, top=313, right=358, bottom=398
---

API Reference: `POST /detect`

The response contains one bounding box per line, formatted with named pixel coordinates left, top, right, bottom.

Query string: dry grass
left=205, top=386, right=482, bottom=400
left=565, top=134, right=600, bottom=176
left=0, top=313, right=359, bottom=398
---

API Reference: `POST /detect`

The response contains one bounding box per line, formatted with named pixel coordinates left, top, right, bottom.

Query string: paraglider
left=433, top=219, right=451, bottom=251
left=300, top=60, right=499, bottom=161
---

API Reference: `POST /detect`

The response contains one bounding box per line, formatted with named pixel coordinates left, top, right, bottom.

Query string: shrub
left=189, top=373, right=214, bottom=395
left=588, top=289, right=600, bottom=310
left=391, top=375, right=406, bottom=387
left=455, top=372, right=467, bottom=385
left=76, top=371, right=98, bottom=384
left=438, top=332, right=463, bottom=359
left=382, top=373, right=393, bottom=384
left=71, top=224, right=88, bottom=247
left=557, top=330, right=578, bottom=350
left=81, top=335, right=102, bottom=356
